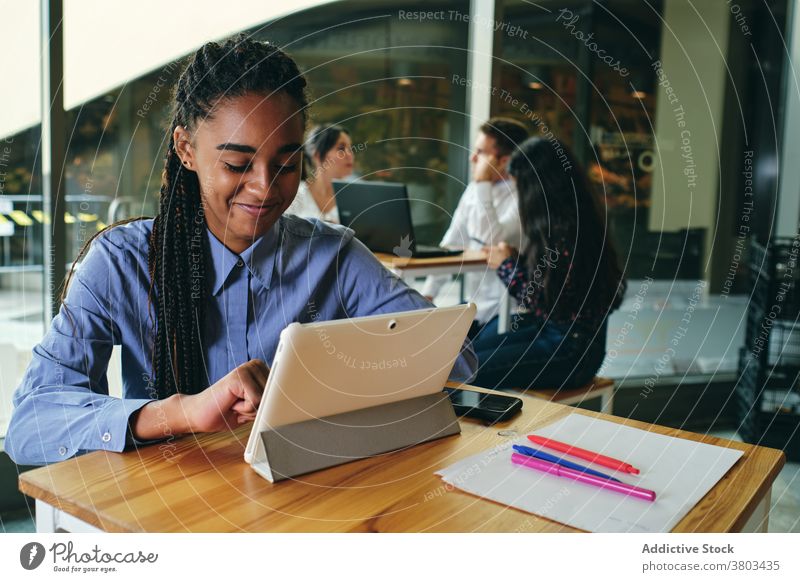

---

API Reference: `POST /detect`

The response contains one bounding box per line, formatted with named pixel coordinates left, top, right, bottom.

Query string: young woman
left=472, top=136, right=626, bottom=391
left=6, top=35, right=475, bottom=466
left=285, top=124, right=354, bottom=223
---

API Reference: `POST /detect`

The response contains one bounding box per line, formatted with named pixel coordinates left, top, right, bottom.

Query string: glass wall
left=1, top=1, right=471, bottom=276
left=0, top=12, right=42, bottom=437
left=9, top=0, right=744, bottom=299
left=0, top=5, right=471, bottom=301
left=495, top=0, right=688, bottom=280
left=256, top=0, right=470, bottom=241
left=59, top=0, right=472, bottom=255
left=0, top=126, right=42, bottom=285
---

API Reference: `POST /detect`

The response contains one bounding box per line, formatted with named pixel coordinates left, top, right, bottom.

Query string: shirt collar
left=495, top=177, right=513, bottom=190
left=206, top=220, right=280, bottom=296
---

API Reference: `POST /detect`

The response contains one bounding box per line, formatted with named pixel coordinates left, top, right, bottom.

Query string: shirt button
left=101, top=432, right=112, bottom=443
left=236, top=258, right=244, bottom=268
left=58, top=446, right=67, bottom=456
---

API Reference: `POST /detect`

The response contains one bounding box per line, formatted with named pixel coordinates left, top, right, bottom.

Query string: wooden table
left=375, top=250, right=512, bottom=332
left=375, top=250, right=489, bottom=277
left=20, top=384, right=784, bottom=533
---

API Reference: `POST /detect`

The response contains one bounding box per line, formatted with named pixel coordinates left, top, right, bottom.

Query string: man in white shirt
left=422, top=118, right=529, bottom=328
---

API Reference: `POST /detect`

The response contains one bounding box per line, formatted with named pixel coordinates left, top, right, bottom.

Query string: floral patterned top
left=496, top=244, right=609, bottom=331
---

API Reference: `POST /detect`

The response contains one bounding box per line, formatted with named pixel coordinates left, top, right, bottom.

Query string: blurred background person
left=422, top=117, right=529, bottom=331
left=286, top=123, right=354, bottom=223
left=472, top=136, right=626, bottom=391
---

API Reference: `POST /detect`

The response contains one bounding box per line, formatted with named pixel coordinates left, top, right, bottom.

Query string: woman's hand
left=130, top=359, right=269, bottom=440
left=483, top=242, right=516, bottom=269
left=180, top=359, right=269, bottom=432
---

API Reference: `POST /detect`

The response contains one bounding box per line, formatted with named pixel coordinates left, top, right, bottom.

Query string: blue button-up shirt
left=6, top=215, right=477, bottom=466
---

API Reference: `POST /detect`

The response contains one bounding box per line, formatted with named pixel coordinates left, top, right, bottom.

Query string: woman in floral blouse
left=472, top=136, right=626, bottom=391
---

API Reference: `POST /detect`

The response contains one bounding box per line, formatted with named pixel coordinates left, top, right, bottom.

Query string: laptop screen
left=333, top=180, right=417, bottom=255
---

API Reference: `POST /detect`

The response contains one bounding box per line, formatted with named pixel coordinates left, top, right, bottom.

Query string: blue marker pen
left=512, top=444, right=622, bottom=482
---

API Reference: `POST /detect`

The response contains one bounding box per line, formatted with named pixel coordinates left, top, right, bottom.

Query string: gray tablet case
left=251, top=392, right=460, bottom=482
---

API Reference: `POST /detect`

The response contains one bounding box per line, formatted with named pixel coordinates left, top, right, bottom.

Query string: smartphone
left=444, top=387, right=523, bottom=424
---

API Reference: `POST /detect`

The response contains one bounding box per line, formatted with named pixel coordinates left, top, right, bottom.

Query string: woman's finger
left=249, top=359, right=270, bottom=388
left=241, top=365, right=267, bottom=408
left=232, top=399, right=255, bottom=414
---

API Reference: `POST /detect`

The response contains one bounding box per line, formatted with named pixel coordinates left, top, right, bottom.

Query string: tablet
left=244, top=303, right=476, bottom=464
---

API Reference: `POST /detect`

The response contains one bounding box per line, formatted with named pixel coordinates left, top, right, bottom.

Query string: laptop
left=244, top=303, right=477, bottom=480
left=333, top=180, right=463, bottom=258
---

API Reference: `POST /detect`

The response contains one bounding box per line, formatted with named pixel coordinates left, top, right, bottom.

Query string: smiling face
left=174, top=92, right=304, bottom=254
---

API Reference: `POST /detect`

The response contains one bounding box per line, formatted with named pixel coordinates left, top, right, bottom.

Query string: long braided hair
left=62, top=34, right=309, bottom=399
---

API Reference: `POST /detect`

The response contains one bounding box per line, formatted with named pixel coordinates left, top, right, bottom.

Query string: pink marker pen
left=511, top=453, right=656, bottom=502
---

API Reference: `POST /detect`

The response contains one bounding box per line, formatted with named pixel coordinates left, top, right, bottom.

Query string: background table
left=20, top=384, right=784, bottom=533
left=375, top=251, right=512, bottom=333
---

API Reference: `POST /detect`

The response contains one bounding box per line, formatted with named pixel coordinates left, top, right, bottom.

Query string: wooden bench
left=526, top=376, right=615, bottom=413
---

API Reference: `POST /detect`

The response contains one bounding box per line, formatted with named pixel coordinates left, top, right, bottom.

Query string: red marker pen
left=527, top=434, right=641, bottom=474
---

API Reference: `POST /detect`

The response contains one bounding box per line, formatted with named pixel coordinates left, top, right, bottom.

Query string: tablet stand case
left=250, top=392, right=461, bottom=482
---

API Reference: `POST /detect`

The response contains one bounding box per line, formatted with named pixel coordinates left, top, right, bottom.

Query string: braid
left=145, top=33, right=308, bottom=398
left=146, top=136, right=208, bottom=398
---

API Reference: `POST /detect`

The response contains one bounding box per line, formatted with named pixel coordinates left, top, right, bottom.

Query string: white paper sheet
left=436, top=414, right=744, bottom=532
